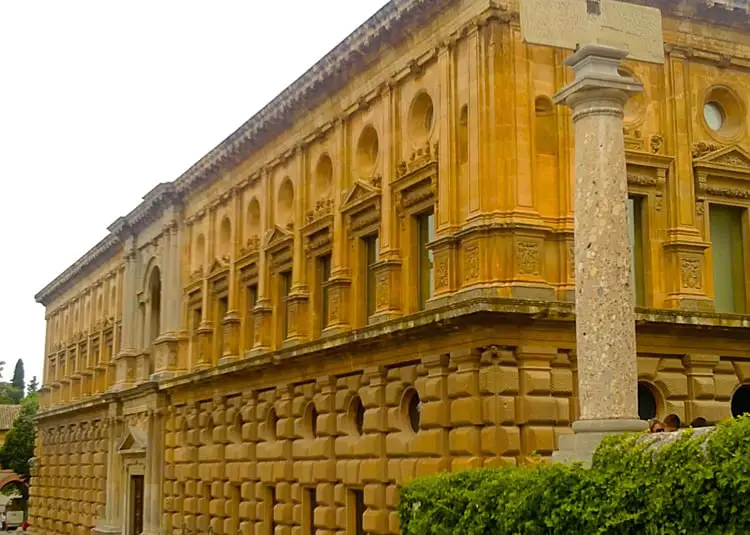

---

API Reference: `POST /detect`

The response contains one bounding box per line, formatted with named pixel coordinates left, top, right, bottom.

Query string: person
left=0, top=511, right=6, bottom=531
left=648, top=419, right=665, bottom=433
left=664, top=413, right=681, bottom=432
left=691, top=416, right=709, bottom=428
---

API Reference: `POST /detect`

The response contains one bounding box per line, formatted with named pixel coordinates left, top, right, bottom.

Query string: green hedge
left=399, top=416, right=750, bottom=534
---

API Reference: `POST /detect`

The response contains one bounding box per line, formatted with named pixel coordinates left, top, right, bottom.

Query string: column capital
left=553, top=44, right=643, bottom=113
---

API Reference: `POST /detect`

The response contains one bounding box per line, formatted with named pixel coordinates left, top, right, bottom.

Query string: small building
left=0, top=405, right=21, bottom=447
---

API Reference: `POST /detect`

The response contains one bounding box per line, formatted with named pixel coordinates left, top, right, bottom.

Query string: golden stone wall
left=29, top=0, right=750, bottom=533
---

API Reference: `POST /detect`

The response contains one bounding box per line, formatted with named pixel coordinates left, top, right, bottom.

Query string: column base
left=553, top=419, right=647, bottom=467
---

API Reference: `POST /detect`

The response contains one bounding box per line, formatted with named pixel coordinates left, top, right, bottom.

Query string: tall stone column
left=552, top=44, right=647, bottom=465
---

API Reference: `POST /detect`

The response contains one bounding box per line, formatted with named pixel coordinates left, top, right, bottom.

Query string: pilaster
left=112, top=238, right=138, bottom=391
left=662, top=49, right=711, bottom=311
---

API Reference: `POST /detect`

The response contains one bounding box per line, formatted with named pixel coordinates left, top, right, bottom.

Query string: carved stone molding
left=693, top=144, right=750, bottom=200
left=263, top=225, right=294, bottom=271
left=341, top=177, right=382, bottom=238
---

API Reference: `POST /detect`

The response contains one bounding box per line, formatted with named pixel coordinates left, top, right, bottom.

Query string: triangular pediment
left=209, top=257, right=228, bottom=274
left=263, top=225, right=293, bottom=249
left=117, top=426, right=147, bottom=454
left=341, top=180, right=379, bottom=213
left=693, top=144, right=750, bottom=170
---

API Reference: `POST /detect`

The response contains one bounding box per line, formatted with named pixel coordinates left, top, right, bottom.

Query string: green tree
left=0, top=393, right=38, bottom=480
left=27, top=376, right=39, bottom=393
left=11, top=359, right=24, bottom=400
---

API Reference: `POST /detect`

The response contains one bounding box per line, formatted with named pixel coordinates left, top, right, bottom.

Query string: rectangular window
left=318, top=254, right=332, bottom=330
left=347, top=489, right=366, bottom=535
left=627, top=196, right=646, bottom=306
left=216, top=296, right=228, bottom=359
left=280, top=271, right=292, bottom=339
left=245, top=284, right=258, bottom=350
left=264, top=486, right=276, bottom=535
left=303, top=487, right=316, bottom=535
left=416, top=211, right=435, bottom=309
left=710, top=205, right=746, bottom=313
left=192, top=307, right=202, bottom=333
left=363, top=234, right=379, bottom=319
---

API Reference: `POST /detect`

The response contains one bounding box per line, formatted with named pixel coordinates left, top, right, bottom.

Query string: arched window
left=148, top=267, right=161, bottom=345
left=731, top=385, right=750, bottom=418
left=637, top=382, right=658, bottom=420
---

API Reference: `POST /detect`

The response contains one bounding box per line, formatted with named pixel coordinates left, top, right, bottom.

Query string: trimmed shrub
left=399, top=416, right=750, bottom=534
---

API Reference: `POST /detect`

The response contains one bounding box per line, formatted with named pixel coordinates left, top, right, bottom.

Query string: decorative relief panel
left=436, top=257, right=449, bottom=290
left=517, top=241, right=542, bottom=277
left=463, top=244, right=480, bottom=283
left=680, top=257, right=703, bottom=290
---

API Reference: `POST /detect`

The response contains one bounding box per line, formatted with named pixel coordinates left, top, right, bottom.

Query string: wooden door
left=130, top=475, right=144, bottom=535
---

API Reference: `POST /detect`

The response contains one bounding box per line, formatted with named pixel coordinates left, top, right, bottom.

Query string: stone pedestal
left=552, top=44, right=648, bottom=465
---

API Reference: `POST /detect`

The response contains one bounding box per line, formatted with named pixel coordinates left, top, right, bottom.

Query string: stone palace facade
left=30, top=0, right=750, bottom=534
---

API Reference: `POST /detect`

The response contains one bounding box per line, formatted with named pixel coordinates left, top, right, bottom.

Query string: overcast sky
left=0, top=0, right=390, bottom=387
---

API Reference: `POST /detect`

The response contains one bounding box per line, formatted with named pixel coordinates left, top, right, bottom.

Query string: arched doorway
left=637, top=382, right=659, bottom=420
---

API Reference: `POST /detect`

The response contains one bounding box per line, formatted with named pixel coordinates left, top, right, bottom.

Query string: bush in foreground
left=399, top=416, right=750, bottom=534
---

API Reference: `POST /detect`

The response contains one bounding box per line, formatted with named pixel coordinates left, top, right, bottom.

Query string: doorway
left=130, top=475, right=144, bottom=535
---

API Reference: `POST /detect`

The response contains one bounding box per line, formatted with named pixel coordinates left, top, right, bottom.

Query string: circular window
left=637, top=382, right=658, bottom=421
left=402, top=389, right=422, bottom=433
left=348, top=396, right=366, bottom=436
left=731, top=385, right=750, bottom=418
left=356, top=126, right=379, bottom=176
left=266, top=408, right=278, bottom=441
left=703, top=102, right=725, bottom=132
left=408, top=92, right=435, bottom=145
left=303, top=402, right=318, bottom=438
left=702, top=86, right=745, bottom=140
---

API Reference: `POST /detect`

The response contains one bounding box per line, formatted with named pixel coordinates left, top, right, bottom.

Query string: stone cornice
left=34, top=234, right=121, bottom=306
left=36, top=297, right=750, bottom=420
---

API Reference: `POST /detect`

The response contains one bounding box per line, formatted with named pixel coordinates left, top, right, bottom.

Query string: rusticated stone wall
left=30, top=417, right=108, bottom=535
left=159, top=344, right=575, bottom=534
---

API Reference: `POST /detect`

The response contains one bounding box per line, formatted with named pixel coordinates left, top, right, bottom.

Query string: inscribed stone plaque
left=520, top=0, right=664, bottom=64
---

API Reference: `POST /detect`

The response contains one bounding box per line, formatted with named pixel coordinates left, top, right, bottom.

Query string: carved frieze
left=305, top=228, right=333, bottom=258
